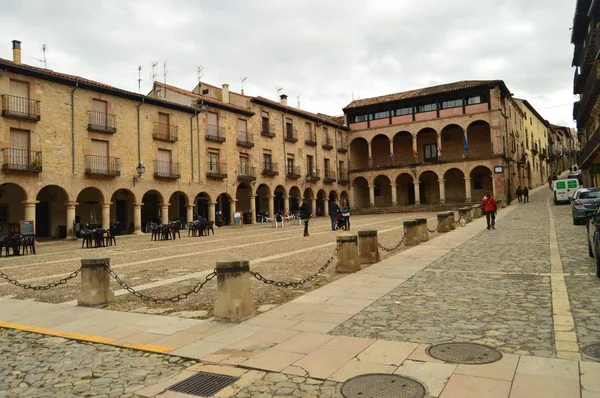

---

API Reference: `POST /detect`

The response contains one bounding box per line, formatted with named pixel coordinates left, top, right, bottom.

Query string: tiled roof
left=252, top=96, right=347, bottom=129
left=153, top=81, right=253, bottom=114
left=316, top=113, right=346, bottom=126
left=195, top=81, right=253, bottom=99
left=344, top=80, right=507, bottom=110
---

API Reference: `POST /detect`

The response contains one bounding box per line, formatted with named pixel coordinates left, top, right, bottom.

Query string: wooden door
left=91, top=139, right=108, bottom=172
left=157, top=149, right=171, bottom=175
left=92, top=99, right=108, bottom=127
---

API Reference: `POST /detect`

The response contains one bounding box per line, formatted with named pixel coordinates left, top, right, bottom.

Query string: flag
left=462, top=132, right=469, bottom=152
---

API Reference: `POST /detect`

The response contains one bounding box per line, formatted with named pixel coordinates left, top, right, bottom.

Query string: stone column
left=324, top=199, right=330, bottom=217
left=250, top=195, right=257, bottom=224
left=311, top=198, right=317, bottom=217
left=213, top=256, right=256, bottom=321
left=391, top=184, right=398, bottom=206
left=358, top=230, right=380, bottom=264
left=437, top=212, right=452, bottom=233
left=284, top=195, right=290, bottom=214
left=102, top=203, right=111, bottom=230
left=161, top=204, right=169, bottom=224
left=464, top=177, right=472, bottom=203
left=439, top=179, right=446, bottom=204
left=369, top=185, right=375, bottom=207
left=77, top=254, right=114, bottom=307
left=492, top=177, right=497, bottom=197
left=23, top=201, right=38, bottom=225
left=208, top=202, right=216, bottom=223
left=348, top=187, right=354, bottom=206
left=186, top=205, right=194, bottom=223
left=413, top=182, right=421, bottom=205
left=335, top=233, right=361, bottom=273
left=268, top=195, right=275, bottom=217
left=133, top=203, right=143, bottom=235
left=403, top=220, right=420, bottom=246
left=230, top=199, right=237, bottom=225
left=367, top=143, right=373, bottom=168
left=66, top=201, right=77, bottom=239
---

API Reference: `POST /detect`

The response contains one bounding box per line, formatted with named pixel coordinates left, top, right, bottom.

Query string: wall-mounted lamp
left=133, top=162, right=145, bottom=186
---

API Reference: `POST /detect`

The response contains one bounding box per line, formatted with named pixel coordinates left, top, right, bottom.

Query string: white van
left=553, top=179, right=581, bottom=204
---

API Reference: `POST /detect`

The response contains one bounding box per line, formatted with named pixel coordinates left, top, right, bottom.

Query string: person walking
left=341, top=199, right=351, bottom=231
left=299, top=200, right=311, bottom=237
left=523, top=187, right=529, bottom=203
left=329, top=200, right=340, bottom=231
left=516, top=186, right=523, bottom=203
left=482, top=191, right=498, bottom=230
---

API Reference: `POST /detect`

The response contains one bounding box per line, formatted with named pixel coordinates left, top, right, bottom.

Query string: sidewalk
left=1, top=188, right=599, bottom=397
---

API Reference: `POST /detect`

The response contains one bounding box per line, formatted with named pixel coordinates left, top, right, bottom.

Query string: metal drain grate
left=167, top=371, right=239, bottom=397
left=582, top=343, right=600, bottom=359
left=503, top=274, right=542, bottom=281
left=341, top=373, right=426, bottom=398
left=426, top=342, right=502, bottom=364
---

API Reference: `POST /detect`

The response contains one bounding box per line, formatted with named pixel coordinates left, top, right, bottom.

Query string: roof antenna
left=30, top=44, right=47, bottom=69
left=163, top=61, right=168, bottom=97
left=137, top=65, right=142, bottom=93
left=276, top=86, right=283, bottom=98
left=297, top=95, right=301, bottom=109
left=150, top=62, right=158, bottom=82
left=240, top=77, right=247, bottom=95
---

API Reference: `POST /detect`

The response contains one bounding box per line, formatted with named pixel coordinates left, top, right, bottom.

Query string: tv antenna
left=197, top=65, right=204, bottom=84
left=276, top=86, right=284, bottom=98
left=297, top=95, right=301, bottom=109
left=30, top=44, right=47, bottom=69
left=137, top=65, right=142, bottom=93
left=163, top=61, right=168, bottom=88
left=150, top=62, right=158, bottom=82
left=240, top=77, right=247, bottom=95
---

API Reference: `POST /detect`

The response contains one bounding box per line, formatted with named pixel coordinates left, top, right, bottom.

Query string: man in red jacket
left=482, top=191, right=498, bottom=230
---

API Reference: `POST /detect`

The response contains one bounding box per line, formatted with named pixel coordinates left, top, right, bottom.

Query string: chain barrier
left=107, top=267, right=217, bottom=304
left=428, top=228, right=438, bottom=233
left=0, top=268, right=81, bottom=291
left=250, top=244, right=340, bottom=288
left=377, top=231, right=407, bottom=253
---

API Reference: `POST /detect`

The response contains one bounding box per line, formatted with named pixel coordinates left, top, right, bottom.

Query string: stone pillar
left=23, top=201, right=38, bottom=229
left=367, top=144, right=373, bottom=168
left=133, top=203, right=143, bottom=235
left=437, top=212, right=452, bottom=233
left=324, top=199, right=330, bottom=217
left=464, top=177, right=472, bottom=203
left=284, top=195, right=290, bottom=214
left=447, top=211, right=456, bottom=230
left=369, top=185, right=375, bottom=207
left=230, top=199, right=237, bottom=226
left=358, top=230, right=380, bottom=264
left=348, top=187, right=354, bottom=206
left=186, top=205, right=194, bottom=223
left=413, top=182, right=421, bottom=205
left=391, top=184, right=398, bottom=206
left=403, top=220, right=420, bottom=246
left=77, top=254, right=114, bottom=307
left=208, top=202, right=216, bottom=223
left=250, top=195, right=257, bottom=224
left=492, top=177, right=497, bottom=197
left=161, top=204, right=169, bottom=224
left=213, top=256, right=255, bottom=321
left=66, top=202, right=77, bottom=239
left=471, top=204, right=483, bottom=219
left=415, top=218, right=429, bottom=242
left=439, top=179, right=446, bottom=204
left=311, top=198, right=317, bottom=217
left=102, top=202, right=111, bottom=230
left=268, top=195, right=275, bottom=218
left=335, top=233, right=361, bottom=273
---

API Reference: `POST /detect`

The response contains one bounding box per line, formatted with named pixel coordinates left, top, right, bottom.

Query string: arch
left=393, top=131, right=413, bottom=166
left=395, top=173, right=415, bottom=205
left=467, top=120, right=492, bottom=157
left=168, top=191, right=189, bottom=222
left=110, top=188, right=136, bottom=234
left=328, top=190, right=338, bottom=202
left=216, top=193, right=232, bottom=226
left=416, top=128, right=438, bottom=163
left=274, top=185, right=286, bottom=213
left=371, top=134, right=392, bottom=168
left=236, top=183, right=253, bottom=218
left=440, top=124, right=465, bottom=161
left=288, top=186, right=301, bottom=212
left=443, top=168, right=466, bottom=203
left=303, top=188, right=315, bottom=214
left=76, top=187, right=105, bottom=229
left=418, top=170, right=440, bottom=204
left=193, top=192, right=211, bottom=220
left=255, top=184, right=271, bottom=216
left=349, top=137, right=369, bottom=170
left=373, top=175, right=392, bottom=207
left=141, top=189, right=163, bottom=228
left=35, top=185, right=70, bottom=238
left=352, top=176, right=369, bottom=209
left=340, top=190, right=349, bottom=202
left=0, top=183, right=28, bottom=235
left=470, top=165, right=493, bottom=199
left=316, top=189, right=327, bottom=217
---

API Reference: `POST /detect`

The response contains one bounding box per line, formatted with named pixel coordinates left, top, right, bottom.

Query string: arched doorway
left=110, top=189, right=135, bottom=234
left=349, top=137, right=369, bottom=170
left=0, top=183, right=27, bottom=235
left=236, top=183, right=252, bottom=221
left=255, top=184, right=271, bottom=218
left=274, top=185, right=286, bottom=213
left=216, top=193, right=232, bottom=226
left=440, top=124, right=464, bottom=161
left=289, top=186, right=301, bottom=213
left=142, top=190, right=163, bottom=229
left=76, top=187, right=104, bottom=229
left=36, top=185, right=69, bottom=238
left=194, top=192, right=211, bottom=220
left=373, top=175, right=392, bottom=207
left=168, top=191, right=188, bottom=222
left=372, top=134, right=391, bottom=168
left=393, top=131, right=413, bottom=166
left=316, top=189, right=327, bottom=216
left=416, top=128, right=438, bottom=163
left=329, top=190, right=338, bottom=205
left=340, top=190, right=349, bottom=204
left=352, top=177, right=369, bottom=208
left=470, top=166, right=493, bottom=200
left=303, top=188, right=314, bottom=214
left=396, top=173, right=415, bottom=205
left=444, top=168, right=466, bottom=203
left=419, top=171, right=440, bottom=204
left=467, top=121, right=492, bottom=157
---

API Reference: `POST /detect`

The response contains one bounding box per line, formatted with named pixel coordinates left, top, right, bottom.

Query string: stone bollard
left=471, top=204, right=483, bottom=219
left=335, top=234, right=361, bottom=273
left=415, top=218, right=429, bottom=242
left=437, top=212, right=452, bottom=233
left=458, top=207, right=472, bottom=224
left=213, top=256, right=256, bottom=321
left=403, top=220, right=420, bottom=246
left=77, top=254, right=115, bottom=307
left=446, top=211, right=456, bottom=230
left=497, top=199, right=505, bottom=208
left=358, top=230, right=380, bottom=265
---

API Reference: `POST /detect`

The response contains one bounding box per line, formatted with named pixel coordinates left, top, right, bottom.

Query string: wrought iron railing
left=305, top=132, right=317, bottom=146
left=238, top=165, right=256, bottom=181
left=84, top=155, right=120, bottom=176
left=285, top=128, right=298, bottom=143
left=262, top=162, right=279, bottom=176
left=261, top=123, right=276, bottom=137
left=337, top=140, right=348, bottom=153
left=153, top=123, right=178, bottom=142
left=237, top=132, right=254, bottom=148
left=1, top=95, right=40, bottom=121
left=286, top=165, right=301, bottom=179
left=306, top=168, right=321, bottom=181
left=206, top=162, right=227, bottom=179
left=323, top=168, right=337, bottom=183
left=206, top=124, right=226, bottom=142
left=154, top=160, right=180, bottom=179
left=338, top=169, right=349, bottom=184
left=88, top=111, right=117, bottom=133
left=322, top=137, right=334, bottom=149
left=1, top=148, right=42, bottom=172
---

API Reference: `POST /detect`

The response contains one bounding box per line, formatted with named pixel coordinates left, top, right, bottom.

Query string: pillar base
left=77, top=255, right=114, bottom=308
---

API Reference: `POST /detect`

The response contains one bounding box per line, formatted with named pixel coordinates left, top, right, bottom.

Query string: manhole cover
left=341, top=373, right=426, bottom=398
left=582, top=343, right=600, bottom=359
left=167, top=371, right=239, bottom=397
left=426, top=342, right=502, bottom=364
left=503, top=274, right=541, bottom=281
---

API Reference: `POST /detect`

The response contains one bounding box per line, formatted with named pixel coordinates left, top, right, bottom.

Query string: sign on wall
left=20, top=220, right=34, bottom=235
left=494, top=166, right=504, bottom=174
left=232, top=212, right=243, bottom=228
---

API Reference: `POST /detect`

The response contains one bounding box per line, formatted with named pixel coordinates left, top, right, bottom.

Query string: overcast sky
left=0, top=0, right=577, bottom=126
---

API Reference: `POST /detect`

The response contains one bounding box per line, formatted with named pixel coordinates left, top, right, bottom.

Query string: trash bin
left=243, top=212, right=252, bottom=225
left=57, top=225, right=67, bottom=239
left=215, top=214, right=224, bottom=227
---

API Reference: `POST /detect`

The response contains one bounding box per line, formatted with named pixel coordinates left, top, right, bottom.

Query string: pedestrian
left=299, top=200, right=311, bottom=237
left=329, top=200, right=340, bottom=231
left=523, top=187, right=529, bottom=203
left=547, top=176, right=553, bottom=189
left=552, top=174, right=558, bottom=181
left=341, top=199, right=351, bottom=231
left=516, top=186, right=522, bottom=203
left=482, top=191, right=497, bottom=230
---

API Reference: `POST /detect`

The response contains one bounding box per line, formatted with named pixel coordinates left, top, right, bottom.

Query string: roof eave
left=251, top=98, right=348, bottom=130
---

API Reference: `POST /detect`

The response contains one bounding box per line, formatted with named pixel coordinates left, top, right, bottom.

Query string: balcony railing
left=286, top=165, right=301, bottom=179
left=262, top=162, right=279, bottom=176
left=322, top=137, right=334, bottom=150
left=238, top=165, right=256, bottom=181
left=285, top=128, right=298, bottom=143
left=206, top=162, right=227, bottom=179
left=337, top=140, right=348, bottom=153
left=306, top=169, right=321, bottom=181
left=88, top=111, right=117, bottom=133
left=84, top=155, right=120, bottom=177
left=1, top=95, right=41, bottom=121
left=206, top=124, right=226, bottom=142
left=1, top=148, right=42, bottom=173
left=154, top=160, right=180, bottom=179
left=338, top=170, right=349, bottom=185
left=574, top=69, right=585, bottom=95
left=305, top=132, right=317, bottom=146
left=323, top=168, right=336, bottom=183
left=261, top=123, right=276, bottom=138
left=153, top=123, right=178, bottom=142
left=576, top=63, right=600, bottom=123
left=236, top=132, right=254, bottom=148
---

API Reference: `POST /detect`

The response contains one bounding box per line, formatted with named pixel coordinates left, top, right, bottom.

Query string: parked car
left=586, top=206, right=600, bottom=277
left=572, top=188, right=600, bottom=224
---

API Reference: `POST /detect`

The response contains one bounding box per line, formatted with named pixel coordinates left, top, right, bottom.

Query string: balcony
left=322, top=137, right=334, bottom=150
left=305, top=132, right=317, bottom=146
left=153, top=123, right=178, bottom=142
left=236, top=132, right=254, bottom=148
left=531, top=145, right=538, bottom=156
left=1, top=95, right=40, bottom=121
left=1, top=148, right=42, bottom=173
left=237, top=165, right=256, bottom=182
left=286, top=166, right=301, bottom=179
left=88, top=111, right=117, bottom=133
left=306, top=169, right=321, bottom=182
left=575, top=63, right=600, bottom=124
left=261, top=123, right=276, bottom=138
left=337, top=140, right=348, bottom=153
left=574, top=69, right=585, bottom=95
left=338, top=170, right=349, bottom=185
left=262, top=162, right=279, bottom=177
left=285, top=129, right=298, bottom=143
left=323, top=169, right=337, bottom=184
left=154, top=160, right=180, bottom=179
left=84, top=155, right=120, bottom=177
left=206, top=162, right=227, bottom=179
left=206, top=124, right=226, bottom=142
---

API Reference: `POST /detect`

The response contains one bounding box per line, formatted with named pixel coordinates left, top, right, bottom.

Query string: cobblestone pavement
left=331, top=190, right=558, bottom=357
left=230, top=373, right=342, bottom=398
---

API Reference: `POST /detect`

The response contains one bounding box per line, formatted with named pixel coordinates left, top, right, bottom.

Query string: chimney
left=12, top=40, right=21, bottom=65
left=280, top=94, right=288, bottom=106
left=221, top=84, right=230, bottom=103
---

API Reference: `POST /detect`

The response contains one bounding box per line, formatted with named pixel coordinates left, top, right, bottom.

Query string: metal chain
left=107, top=267, right=217, bottom=304
left=378, top=231, right=407, bottom=253
left=250, top=244, right=340, bottom=288
left=428, top=228, right=438, bottom=233
left=0, top=268, right=81, bottom=291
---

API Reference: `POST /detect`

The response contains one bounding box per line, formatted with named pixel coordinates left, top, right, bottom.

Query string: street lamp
left=133, top=162, right=145, bottom=186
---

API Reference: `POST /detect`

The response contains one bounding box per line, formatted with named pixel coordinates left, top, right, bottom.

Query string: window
left=91, top=139, right=109, bottom=172
left=286, top=118, right=293, bottom=136
left=207, top=112, right=218, bottom=136
left=157, top=149, right=172, bottom=175
left=208, top=151, right=220, bottom=172
left=525, top=129, right=528, bottom=148
left=238, top=118, right=248, bottom=141
left=261, top=111, right=270, bottom=133
left=263, top=150, right=272, bottom=171
left=324, top=158, right=330, bottom=174
left=372, top=110, right=390, bottom=120
left=441, top=99, right=463, bottom=109
left=352, top=114, right=368, bottom=123
left=239, top=154, right=249, bottom=174
left=417, top=103, right=436, bottom=113
left=467, top=96, right=482, bottom=105
left=395, top=107, right=412, bottom=116
left=307, top=155, right=314, bottom=173
left=10, top=129, right=30, bottom=167
left=530, top=117, right=533, bottom=125
left=305, top=122, right=312, bottom=134
left=92, top=99, right=108, bottom=127
left=287, top=155, right=295, bottom=174
left=323, top=127, right=329, bottom=143
left=423, top=143, right=438, bottom=161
